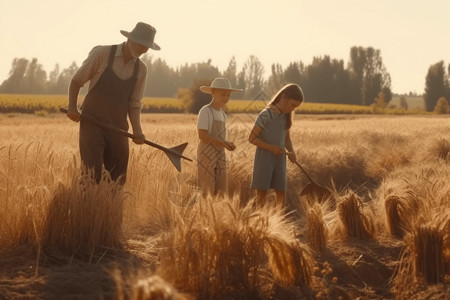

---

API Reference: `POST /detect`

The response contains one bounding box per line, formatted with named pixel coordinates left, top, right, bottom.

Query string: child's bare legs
left=198, top=173, right=214, bottom=197
left=255, top=189, right=267, bottom=207
left=214, top=165, right=228, bottom=198
left=274, top=190, right=285, bottom=209
left=255, top=189, right=285, bottom=209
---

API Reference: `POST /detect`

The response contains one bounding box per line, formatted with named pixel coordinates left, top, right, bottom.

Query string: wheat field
left=0, top=112, right=449, bottom=299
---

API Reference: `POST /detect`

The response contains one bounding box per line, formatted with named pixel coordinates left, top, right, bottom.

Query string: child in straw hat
left=197, top=78, right=242, bottom=197
left=249, top=83, right=304, bottom=207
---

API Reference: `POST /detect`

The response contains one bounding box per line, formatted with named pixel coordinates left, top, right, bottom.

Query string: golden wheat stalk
left=412, top=225, right=446, bottom=284
left=307, top=203, right=328, bottom=251
left=384, top=195, right=409, bottom=239
left=392, top=222, right=449, bottom=297
left=42, top=172, right=126, bottom=259
left=337, top=191, right=374, bottom=240
left=157, top=196, right=314, bottom=298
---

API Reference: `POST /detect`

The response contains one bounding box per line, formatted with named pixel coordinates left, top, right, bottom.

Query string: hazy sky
left=1, top=0, right=449, bottom=94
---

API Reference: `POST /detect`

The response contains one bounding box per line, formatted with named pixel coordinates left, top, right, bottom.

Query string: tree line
left=1, top=46, right=449, bottom=111
left=424, top=61, right=450, bottom=112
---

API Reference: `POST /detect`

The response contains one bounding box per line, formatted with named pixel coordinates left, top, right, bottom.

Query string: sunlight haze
left=1, top=0, right=449, bottom=94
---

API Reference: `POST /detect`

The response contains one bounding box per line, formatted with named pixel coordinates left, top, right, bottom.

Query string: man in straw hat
left=197, top=78, right=243, bottom=197
left=65, top=22, right=160, bottom=185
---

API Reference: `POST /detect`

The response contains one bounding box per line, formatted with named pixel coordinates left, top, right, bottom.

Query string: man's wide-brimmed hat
left=120, top=22, right=160, bottom=50
left=200, top=78, right=243, bottom=94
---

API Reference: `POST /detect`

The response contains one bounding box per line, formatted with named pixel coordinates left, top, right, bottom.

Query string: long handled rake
left=293, top=161, right=333, bottom=198
left=60, top=107, right=192, bottom=172
left=287, top=152, right=334, bottom=203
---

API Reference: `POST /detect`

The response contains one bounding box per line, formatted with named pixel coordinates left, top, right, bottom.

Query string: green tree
left=282, top=61, right=314, bottom=102
left=0, top=58, right=29, bottom=93
left=222, top=56, right=237, bottom=86
left=143, top=56, right=178, bottom=97
left=236, top=67, right=246, bottom=99
left=348, top=46, right=392, bottom=105
left=242, top=55, right=265, bottom=99
left=222, top=56, right=242, bottom=99
left=424, top=61, right=447, bottom=112
left=446, top=63, right=450, bottom=101
left=284, top=61, right=304, bottom=85
left=0, top=58, right=48, bottom=94
left=196, top=59, right=221, bottom=80
left=434, top=97, right=449, bottom=114
left=54, top=62, right=79, bottom=94
left=399, top=96, right=408, bottom=110
left=177, top=63, right=198, bottom=89
left=23, top=58, right=47, bottom=94
left=47, top=64, right=60, bottom=93
left=301, top=56, right=353, bottom=104
left=371, top=92, right=387, bottom=113
left=267, top=63, right=285, bottom=96
left=175, top=60, right=220, bottom=95
left=183, top=78, right=212, bottom=114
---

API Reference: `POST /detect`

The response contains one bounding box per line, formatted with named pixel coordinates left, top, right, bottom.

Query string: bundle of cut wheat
left=157, top=196, right=314, bottom=298
left=307, top=203, right=328, bottom=251
left=384, top=194, right=421, bottom=239
left=337, top=191, right=374, bottom=239
left=42, top=173, right=126, bottom=259
left=133, top=275, right=190, bottom=300
left=392, top=222, right=450, bottom=297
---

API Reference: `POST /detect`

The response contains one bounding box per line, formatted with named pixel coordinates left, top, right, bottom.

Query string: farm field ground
left=0, top=112, right=449, bottom=299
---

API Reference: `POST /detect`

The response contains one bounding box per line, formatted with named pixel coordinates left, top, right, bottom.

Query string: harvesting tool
left=60, top=107, right=192, bottom=172
left=288, top=153, right=334, bottom=203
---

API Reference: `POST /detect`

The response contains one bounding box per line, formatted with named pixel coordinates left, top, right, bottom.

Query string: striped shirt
left=72, top=43, right=147, bottom=109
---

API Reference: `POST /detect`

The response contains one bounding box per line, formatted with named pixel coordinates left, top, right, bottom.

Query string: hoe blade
left=164, top=143, right=189, bottom=172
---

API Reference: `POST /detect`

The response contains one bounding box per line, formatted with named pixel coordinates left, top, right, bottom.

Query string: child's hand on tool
left=223, top=141, right=236, bottom=151
left=285, top=150, right=297, bottom=163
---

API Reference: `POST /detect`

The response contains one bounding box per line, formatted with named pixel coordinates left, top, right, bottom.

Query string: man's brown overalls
left=79, top=45, right=139, bottom=184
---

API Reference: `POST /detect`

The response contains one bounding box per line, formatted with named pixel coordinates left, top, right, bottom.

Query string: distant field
left=389, top=95, right=425, bottom=110
left=0, top=94, right=428, bottom=115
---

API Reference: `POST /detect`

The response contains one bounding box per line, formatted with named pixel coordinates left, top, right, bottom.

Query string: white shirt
left=72, top=43, right=147, bottom=109
left=197, top=104, right=227, bottom=134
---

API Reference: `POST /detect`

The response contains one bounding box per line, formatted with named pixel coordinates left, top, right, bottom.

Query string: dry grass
left=0, top=142, right=70, bottom=251
left=1, top=113, right=450, bottom=299
left=384, top=195, right=419, bottom=239
left=42, top=175, right=126, bottom=258
left=428, top=138, right=450, bottom=162
left=157, top=197, right=314, bottom=298
left=336, top=191, right=375, bottom=240
left=412, top=225, right=447, bottom=284
left=392, top=222, right=450, bottom=297
left=306, top=203, right=329, bottom=251
left=113, top=272, right=191, bottom=300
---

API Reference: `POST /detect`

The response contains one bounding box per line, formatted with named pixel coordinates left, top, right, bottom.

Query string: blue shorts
left=251, top=148, right=287, bottom=191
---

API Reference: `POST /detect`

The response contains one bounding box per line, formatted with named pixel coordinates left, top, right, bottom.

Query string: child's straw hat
left=200, top=78, right=243, bottom=94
